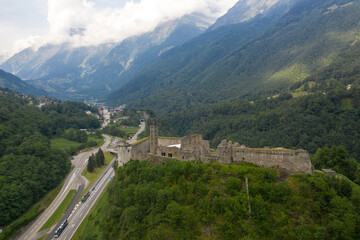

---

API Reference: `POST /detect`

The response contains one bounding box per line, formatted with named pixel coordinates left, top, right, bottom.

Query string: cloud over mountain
left=21, top=0, right=238, bottom=52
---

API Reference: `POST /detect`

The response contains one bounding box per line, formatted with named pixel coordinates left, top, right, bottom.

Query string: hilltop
left=74, top=160, right=360, bottom=240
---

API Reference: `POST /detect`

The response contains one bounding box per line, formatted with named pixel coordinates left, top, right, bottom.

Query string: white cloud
left=0, top=21, right=37, bottom=59
left=31, top=0, right=238, bottom=50
left=0, top=0, right=238, bottom=58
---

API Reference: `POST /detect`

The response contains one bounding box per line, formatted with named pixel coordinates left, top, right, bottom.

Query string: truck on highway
left=54, top=219, right=68, bottom=238
left=81, top=191, right=90, bottom=203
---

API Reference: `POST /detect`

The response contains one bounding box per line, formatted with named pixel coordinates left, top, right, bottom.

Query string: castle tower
left=117, top=141, right=131, bottom=167
left=150, top=123, right=158, bottom=155
left=217, top=140, right=233, bottom=164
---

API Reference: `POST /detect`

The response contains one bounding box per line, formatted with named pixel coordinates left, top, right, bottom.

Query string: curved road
left=128, top=121, right=146, bottom=144
left=53, top=122, right=146, bottom=240
left=18, top=135, right=111, bottom=240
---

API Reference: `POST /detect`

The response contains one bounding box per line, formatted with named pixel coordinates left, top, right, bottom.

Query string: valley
left=0, top=0, right=360, bottom=239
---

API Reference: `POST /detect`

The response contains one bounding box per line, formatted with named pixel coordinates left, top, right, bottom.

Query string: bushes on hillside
left=80, top=160, right=360, bottom=239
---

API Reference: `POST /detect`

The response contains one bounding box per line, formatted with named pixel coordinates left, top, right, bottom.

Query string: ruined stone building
left=118, top=124, right=313, bottom=174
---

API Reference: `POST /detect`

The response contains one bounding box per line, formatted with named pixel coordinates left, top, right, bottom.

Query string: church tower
left=150, top=123, right=158, bottom=155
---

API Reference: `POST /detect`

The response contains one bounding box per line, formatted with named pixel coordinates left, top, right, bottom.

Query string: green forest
left=0, top=70, right=46, bottom=97
left=102, top=108, right=142, bottom=139
left=0, top=90, right=100, bottom=228
left=155, top=86, right=360, bottom=161
left=76, top=160, right=360, bottom=240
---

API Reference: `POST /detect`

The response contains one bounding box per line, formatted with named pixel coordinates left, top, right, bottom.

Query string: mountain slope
left=0, top=69, right=46, bottom=96
left=75, top=14, right=213, bottom=99
left=210, top=0, right=299, bottom=30
left=108, top=0, right=360, bottom=113
left=155, top=85, right=360, bottom=160
left=1, top=14, right=212, bottom=100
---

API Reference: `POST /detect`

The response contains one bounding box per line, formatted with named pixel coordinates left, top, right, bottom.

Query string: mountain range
left=108, top=0, right=360, bottom=113
left=1, top=0, right=359, bottom=111
left=1, top=0, right=299, bottom=101
left=0, top=69, right=46, bottom=96
left=1, top=14, right=213, bottom=100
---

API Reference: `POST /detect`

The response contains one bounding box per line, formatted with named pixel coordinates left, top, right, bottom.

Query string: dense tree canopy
left=155, top=86, right=360, bottom=160
left=0, top=92, right=100, bottom=226
left=78, top=160, right=360, bottom=239
left=87, top=149, right=105, bottom=173
left=312, top=146, right=360, bottom=184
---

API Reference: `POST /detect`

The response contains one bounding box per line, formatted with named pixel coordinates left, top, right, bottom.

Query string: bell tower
left=150, top=123, right=158, bottom=155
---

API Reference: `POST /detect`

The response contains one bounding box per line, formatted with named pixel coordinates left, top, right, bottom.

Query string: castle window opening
left=161, top=152, right=166, bottom=156
left=168, top=153, right=173, bottom=158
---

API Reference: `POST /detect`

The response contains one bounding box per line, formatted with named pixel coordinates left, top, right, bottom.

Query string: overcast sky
left=0, top=0, right=238, bottom=60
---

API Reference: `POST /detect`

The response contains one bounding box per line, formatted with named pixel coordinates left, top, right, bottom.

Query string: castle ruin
left=119, top=124, right=313, bottom=174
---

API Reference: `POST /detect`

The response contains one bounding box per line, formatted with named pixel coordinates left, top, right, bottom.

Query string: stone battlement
left=122, top=124, right=313, bottom=175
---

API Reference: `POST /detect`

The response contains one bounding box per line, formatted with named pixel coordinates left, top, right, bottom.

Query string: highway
left=18, top=135, right=111, bottom=240
left=56, top=158, right=116, bottom=240
left=51, top=122, right=145, bottom=240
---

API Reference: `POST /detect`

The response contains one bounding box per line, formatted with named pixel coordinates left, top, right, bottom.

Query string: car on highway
left=54, top=219, right=68, bottom=238
left=81, top=192, right=90, bottom=203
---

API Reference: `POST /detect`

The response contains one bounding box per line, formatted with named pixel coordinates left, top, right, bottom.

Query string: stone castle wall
left=150, top=124, right=158, bottom=155
left=159, top=146, right=180, bottom=157
left=177, top=135, right=211, bottom=162
left=124, top=125, right=313, bottom=175
left=231, top=148, right=313, bottom=174
left=118, top=145, right=131, bottom=166
left=158, top=138, right=181, bottom=147
left=181, top=135, right=209, bottom=152
left=131, top=138, right=150, bottom=160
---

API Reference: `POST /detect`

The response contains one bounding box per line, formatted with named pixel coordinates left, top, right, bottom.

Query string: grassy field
left=88, top=135, right=105, bottom=148
left=39, top=190, right=77, bottom=231
left=50, top=138, right=81, bottom=150
left=122, top=126, right=139, bottom=135
left=80, top=152, right=114, bottom=198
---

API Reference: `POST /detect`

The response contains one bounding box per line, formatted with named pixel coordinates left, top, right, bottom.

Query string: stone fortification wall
left=131, top=138, right=150, bottom=160
left=117, top=141, right=132, bottom=166
left=148, top=154, right=178, bottom=162
left=159, top=146, right=180, bottom=157
left=232, top=148, right=313, bottom=174
left=125, top=124, right=313, bottom=175
left=217, top=140, right=233, bottom=163
left=158, top=138, right=181, bottom=147
left=150, top=124, right=158, bottom=155
left=181, top=135, right=209, bottom=151
left=178, top=135, right=211, bottom=162
left=178, top=151, right=199, bottom=162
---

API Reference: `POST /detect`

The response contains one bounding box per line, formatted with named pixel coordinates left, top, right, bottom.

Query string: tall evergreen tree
left=87, top=154, right=95, bottom=173
left=98, top=148, right=105, bottom=165
left=95, top=151, right=102, bottom=167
